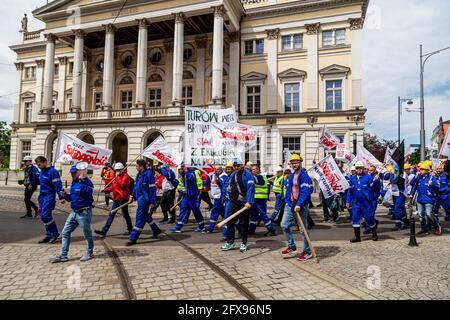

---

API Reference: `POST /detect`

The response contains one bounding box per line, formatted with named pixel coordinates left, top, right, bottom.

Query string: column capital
left=45, top=33, right=57, bottom=43
left=195, top=37, right=208, bottom=49
left=73, top=29, right=86, bottom=39
left=228, top=31, right=240, bottom=43
left=164, top=41, right=174, bottom=52
left=349, top=18, right=364, bottom=30
left=266, top=28, right=280, bottom=40
left=173, top=12, right=186, bottom=24
left=305, top=23, right=321, bottom=35
left=58, top=56, right=68, bottom=65
left=104, top=23, right=116, bottom=34
left=35, top=59, right=45, bottom=68
left=213, top=5, right=227, bottom=18
left=14, top=62, right=24, bottom=71
left=137, top=18, right=149, bottom=29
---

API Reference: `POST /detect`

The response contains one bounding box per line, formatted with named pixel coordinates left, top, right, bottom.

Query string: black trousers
left=199, top=192, right=213, bottom=210
left=226, top=201, right=250, bottom=245
left=161, top=189, right=176, bottom=220
left=24, top=185, right=38, bottom=216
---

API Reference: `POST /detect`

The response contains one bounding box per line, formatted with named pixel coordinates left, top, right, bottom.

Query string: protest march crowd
left=14, top=106, right=450, bottom=263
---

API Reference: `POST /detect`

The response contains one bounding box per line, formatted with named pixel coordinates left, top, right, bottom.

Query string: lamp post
left=419, top=44, right=450, bottom=161
left=353, top=133, right=357, bottom=155
left=398, top=97, right=413, bottom=146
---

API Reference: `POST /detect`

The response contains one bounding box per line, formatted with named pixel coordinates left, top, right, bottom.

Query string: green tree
left=0, top=122, right=11, bottom=169
left=363, top=133, right=396, bottom=162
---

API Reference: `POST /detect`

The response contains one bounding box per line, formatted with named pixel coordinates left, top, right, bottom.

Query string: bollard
left=408, top=208, right=418, bottom=247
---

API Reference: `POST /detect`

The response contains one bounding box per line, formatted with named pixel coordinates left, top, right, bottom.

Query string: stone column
left=266, top=28, right=279, bottom=113
left=13, top=63, right=24, bottom=124
left=136, top=19, right=148, bottom=107
left=164, top=42, right=174, bottom=106
left=34, top=60, right=45, bottom=121
left=172, top=13, right=185, bottom=106
left=228, top=32, right=240, bottom=109
left=57, top=57, right=67, bottom=112
left=212, top=5, right=226, bottom=105
left=102, top=24, right=116, bottom=109
left=195, top=37, right=207, bottom=105
left=81, top=59, right=88, bottom=111
left=42, top=33, right=57, bottom=113
left=350, top=18, right=363, bottom=109
left=306, top=23, right=320, bottom=110
left=72, top=30, right=85, bottom=111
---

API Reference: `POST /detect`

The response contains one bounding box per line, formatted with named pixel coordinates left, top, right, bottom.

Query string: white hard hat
left=350, top=166, right=356, bottom=171
left=355, top=161, right=365, bottom=169
left=114, top=162, right=125, bottom=170
left=276, top=166, right=283, bottom=172
left=22, top=156, right=33, bottom=162
left=76, top=162, right=89, bottom=171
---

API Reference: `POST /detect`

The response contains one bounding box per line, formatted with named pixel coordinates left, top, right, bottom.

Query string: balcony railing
left=23, top=30, right=43, bottom=41
left=50, top=113, right=68, bottom=121
left=145, top=107, right=168, bottom=117
left=111, top=110, right=131, bottom=118
left=79, top=111, right=98, bottom=120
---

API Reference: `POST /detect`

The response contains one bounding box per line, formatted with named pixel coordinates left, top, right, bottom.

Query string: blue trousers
left=440, top=197, right=450, bottom=220
left=393, top=194, right=407, bottom=228
left=352, top=201, right=376, bottom=229
left=281, top=204, right=310, bottom=253
left=249, top=200, right=275, bottom=234
left=207, top=198, right=225, bottom=232
left=270, top=193, right=284, bottom=221
left=364, top=199, right=379, bottom=232
left=221, top=199, right=230, bottom=238
left=417, top=202, right=440, bottom=232
left=38, top=194, right=59, bottom=239
left=130, top=202, right=161, bottom=241
left=175, top=196, right=204, bottom=231
left=61, top=208, right=94, bottom=257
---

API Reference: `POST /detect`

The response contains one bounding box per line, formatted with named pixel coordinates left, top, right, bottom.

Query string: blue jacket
left=439, top=173, right=450, bottom=200
left=410, top=173, right=439, bottom=204
left=24, top=165, right=40, bottom=186
left=228, top=169, right=255, bottom=205
left=222, top=173, right=232, bottom=202
left=183, top=168, right=200, bottom=199
left=64, top=178, right=94, bottom=211
left=346, top=173, right=375, bottom=206
left=370, top=173, right=382, bottom=199
left=132, top=169, right=157, bottom=205
left=160, top=167, right=179, bottom=189
left=285, top=168, right=313, bottom=208
left=39, top=166, right=64, bottom=199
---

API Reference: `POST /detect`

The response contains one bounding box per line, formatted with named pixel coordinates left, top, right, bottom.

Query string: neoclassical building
left=9, top=0, right=368, bottom=174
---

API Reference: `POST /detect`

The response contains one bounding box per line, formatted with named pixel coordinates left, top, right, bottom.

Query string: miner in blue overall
left=438, top=161, right=450, bottom=222
left=346, top=161, right=379, bottom=242
left=50, top=162, right=94, bottom=263
left=364, top=165, right=381, bottom=234
left=218, top=162, right=234, bottom=241
left=248, top=164, right=276, bottom=236
left=391, top=164, right=410, bottom=231
left=127, top=160, right=161, bottom=246
left=170, top=166, right=205, bottom=233
left=205, top=165, right=228, bottom=233
left=35, top=156, right=65, bottom=244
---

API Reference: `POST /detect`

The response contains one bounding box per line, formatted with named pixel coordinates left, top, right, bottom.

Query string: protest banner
left=142, top=136, right=182, bottom=167
left=210, top=123, right=258, bottom=152
left=308, top=155, right=350, bottom=199
left=355, top=144, right=382, bottom=168
left=319, top=126, right=340, bottom=150
left=54, top=131, right=112, bottom=169
left=439, top=127, right=450, bottom=158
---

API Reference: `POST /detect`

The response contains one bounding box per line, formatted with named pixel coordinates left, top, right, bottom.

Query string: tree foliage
left=0, top=122, right=11, bottom=169
left=363, top=133, right=396, bottom=162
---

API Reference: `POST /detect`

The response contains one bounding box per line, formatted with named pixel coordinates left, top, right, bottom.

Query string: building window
left=150, top=52, right=162, bottom=65
left=245, top=137, right=260, bottom=165
left=246, top=85, right=261, bottom=114
left=209, top=82, right=227, bottom=104
left=121, top=91, right=133, bottom=109
left=21, top=140, right=32, bottom=159
left=24, top=102, right=33, bottom=124
left=68, top=62, right=74, bottom=75
left=244, top=39, right=264, bottom=55
left=326, top=80, right=343, bottom=111
left=25, top=67, right=36, bottom=80
left=67, top=94, right=72, bottom=111
left=282, top=34, right=303, bottom=51
left=148, top=88, right=162, bottom=108
left=54, top=64, right=59, bottom=77
left=183, top=48, right=194, bottom=61
left=182, top=86, right=193, bottom=106
left=284, top=83, right=301, bottom=113
left=94, top=92, right=102, bottom=110
left=323, top=29, right=346, bottom=47
left=282, top=137, right=301, bottom=161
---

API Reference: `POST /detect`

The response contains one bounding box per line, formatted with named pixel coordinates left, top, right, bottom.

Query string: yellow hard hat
left=226, top=161, right=234, bottom=168
left=424, top=160, right=433, bottom=169
left=404, top=163, right=411, bottom=170
left=386, top=165, right=394, bottom=173
left=246, top=161, right=253, bottom=166
left=290, top=154, right=303, bottom=162
left=419, top=162, right=431, bottom=170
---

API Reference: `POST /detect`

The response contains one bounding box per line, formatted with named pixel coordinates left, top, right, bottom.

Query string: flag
left=142, top=136, right=182, bottom=167
left=356, top=144, right=382, bottom=168
left=283, top=148, right=294, bottom=172
left=404, top=144, right=411, bottom=163
left=308, top=155, right=350, bottom=199
left=384, top=144, right=397, bottom=165
left=211, top=123, right=258, bottom=152
left=440, top=127, right=450, bottom=158
left=391, top=140, right=405, bottom=174
left=319, top=126, right=340, bottom=150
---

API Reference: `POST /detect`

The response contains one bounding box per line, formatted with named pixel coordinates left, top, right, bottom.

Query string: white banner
left=54, top=131, right=112, bottom=169
left=185, top=106, right=238, bottom=167
left=356, top=144, right=382, bottom=168
left=439, top=127, right=450, bottom=158
left=384, top=145, right=397, bottom=165
left=319, top=126, right=340, bottom=150
left=336, top=144, right=355, bottom=163
left=404, top=144, right=411, bottom=163
left=142, top=136, right=182, bottom=167
left=308, top=155, right=350, bottom=199
left=211, top=123, right=258, bottom=152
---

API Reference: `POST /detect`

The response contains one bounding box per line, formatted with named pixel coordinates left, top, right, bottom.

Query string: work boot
left=94, top=230, right=106, bottom=237
left=49, top=234, right=60, bottom=244
left=38, top=237, right=51, bottom=244
left=125, top=240, right=137, bottom=247
left=151, top=229, right=162, bottom=239
left=350, top=227, right=361, bottom=243
left=372, top=228, right=378, bottom=241
left=20, top=214, right=32, bottom=219
left=80, top=254, right=94, bottom=262
left=49, top=255, right=69, bottom=263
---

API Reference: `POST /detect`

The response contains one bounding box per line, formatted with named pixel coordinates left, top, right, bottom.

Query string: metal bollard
left=408, top=210, right=418, bottom=247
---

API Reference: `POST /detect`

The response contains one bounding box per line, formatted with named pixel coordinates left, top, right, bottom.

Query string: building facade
left=9, top=0, right=368, bottom=174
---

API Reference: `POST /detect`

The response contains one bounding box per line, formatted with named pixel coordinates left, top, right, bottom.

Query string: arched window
left=149, top=73, right=163, bottom=82
left=183, top=70, right=194, bottom=80
left=120, top=76, right=134, bottom=85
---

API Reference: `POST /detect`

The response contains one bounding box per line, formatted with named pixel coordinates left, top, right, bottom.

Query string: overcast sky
left=0, top=0, right=449, bottom=146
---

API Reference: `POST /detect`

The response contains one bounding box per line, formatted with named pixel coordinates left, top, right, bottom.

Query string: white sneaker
left=80, top=254, right=94, bottom=262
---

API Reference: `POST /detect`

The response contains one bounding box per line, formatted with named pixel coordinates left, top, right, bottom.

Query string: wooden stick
left=170, top=199, right=182, bottom=212
left=110, top=201, right=131, bottom=215
left=294, top=210, right=318, bottom=259
left=217, top=207, right=248, bottom=229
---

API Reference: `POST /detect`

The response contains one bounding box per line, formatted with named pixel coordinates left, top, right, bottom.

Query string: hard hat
left=350, top=166, right=356, bottom=171
left=424, top=160, right=433, bottom=169
left=76, top=162, right=89, bottom=171
left=419, top=162, right=431, bottom=170
left=404, top=163, right=411, bottom=170
left=114, top=162, right=125, bottom=170
left=246, top=161, right=253, bottom=166
left=276, top=166, right=283, bottom=172
left=386, top=165, right=394, bottom=173
left=22, top=156, right=33, bottom=162
left=290, top=154, right=303, bottom=162
left=233, top=158, right=244, bottom=165
left=355, top=161, right=365, bottom=169
left=226, top=161, right=234, bottom=168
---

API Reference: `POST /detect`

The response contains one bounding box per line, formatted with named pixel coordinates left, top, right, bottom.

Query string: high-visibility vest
left=273, top=175, right=283, bottom=194
left=177, top=177, right=185, bottom=192
left=254, top=174, right=269, bottom=200
left=194, top=170, right=203, bottom=190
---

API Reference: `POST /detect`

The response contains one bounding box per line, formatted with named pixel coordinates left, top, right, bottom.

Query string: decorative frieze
left=104, top=24, right=116, bottom=34
left=35, top=59, right=45, bottom=68
left=173, top=12, right=186, bottom=23
left=349, top=18, right=364, bottom=30
left=266, top=28, right=280, bottom=40
left=305, top=23, right=320, bottom=35
left=213, top=5, right=227, bottom=18
left=14, top=62, right=24, bottom=71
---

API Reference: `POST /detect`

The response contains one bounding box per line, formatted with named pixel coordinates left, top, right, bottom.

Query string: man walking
left=35, top=156, right=65, bottom=244
left=49, top=162, right=94, bottom=263
left=20, top=156, right=40, bottom=218
left=270, top=167, right=284, bottom=223
left=280, top=154, right=314, bottom=261
left=100, top=163, right=115, bottom=206
left=95, top=162, right=133, bottom=237
left=205, top=165, right=227, bottom=233
left=159, top=164, right=178, bottom=223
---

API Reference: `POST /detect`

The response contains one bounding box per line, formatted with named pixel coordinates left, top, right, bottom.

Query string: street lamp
left=353, top=133, right=357, bottom=155
left=419, top=44, right=450, bottom=161
left=398, top=97, right=413, bottom=146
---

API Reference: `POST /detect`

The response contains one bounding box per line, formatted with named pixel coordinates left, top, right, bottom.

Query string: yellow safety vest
left=177, top=177, right=185, bottom=191
left=194, top=170, right=203, bottom=190
left=273, top=175, right=283, bottom=194
left=255, top=174, right=269, bottom=200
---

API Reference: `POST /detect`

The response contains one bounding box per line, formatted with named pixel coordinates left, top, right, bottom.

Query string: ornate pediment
left=241, top=71, right=267, bottom=82
left=20, top=91, right=36, bottom=99
left=319, top=64, right=350, bottom=80
left=278, top=68, right=307, bottom=81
